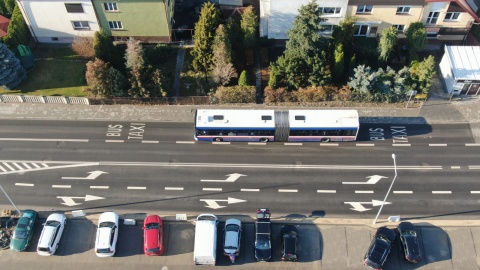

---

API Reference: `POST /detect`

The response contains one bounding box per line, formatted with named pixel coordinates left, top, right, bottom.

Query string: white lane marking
left=203, top=188, right=222, bottom=191
left=469, top=166, right=480, bottom=169
left=2, top=162, right=14, bottom=170
left=393, top=191, right=413, bottom=194
left=165, top=187, right=184, bottom=191
left=212, top=142, right=230, bottom=145
left=41, top=163, right=49, bottom=168
left=15, top=183, right=34, bottom=187
left=0, top=138, right=88, bottom=142
left=90, top=186, right=109, bottom=189
left=127, top=186, right=146, bottom=190
left=429, top=144, right=447, bottom=146
left=432, top=191, right=452, bottom=194
left=320, top=143, right=338, bottom=146
left=106, top=140, right=124, bottom=143
left=355, top=190, right=374, bottom=194
left=451, top=166, right=461, bottom=169
left=248, top=142, right=266, bottom=145
left=317, top=190, right=336, bottom=193
left=241, top=188, right=260, bottom=192
left=466, top=143, right=480, bottom=146
left=0, top=162, right=97, bottom=176
left=142, top=140, right=159, bottom=143
left=392, top=144, right=411, bottom=146
left=470, top=191, right=480, bottom=194
left=0, top=165, right=6, bottom=172
left=52, top=185, right=71, bottom=188
left=176, top=141, right=195, bottom=144
left=356, top=144, right=375, bottom=146
left=32, top=163, right=41, bottom=168
left=279, top=189, right=298, bottom=192
left=22, top=163, right=31, bottom=169
left=284, top=143, right=302, bottom=146
left=12, top=163, right=23, bottom=170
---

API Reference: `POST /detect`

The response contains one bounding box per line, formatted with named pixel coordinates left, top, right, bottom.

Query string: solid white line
left=470, top=191, right=480, bottom=194
left=90, top=186, right=109, bottom=189
left=466, top=143, right=480, bottom=146
left=392, top=144, right=411, bottom=146
left=127, top=186, right=146, bottom=190
left=52, top=185, right=71, bottom=188
left=432, top=191, right=452, bottom=194
left=212, top=142, right=230, bottom=145
left=2, top=162, right=14, bottom=170
left=176, top=141, right=195, bottom=144
left=393, top=191, right=413, bottom=194
left=12, top=163, right=23, bottom=170
left=356, top=144, right=375, bottom=146
left=241, top=188, right=260, bottom=192
left=0, top=138, right=88, bottom=142
left=142, top=140, right=159, bottom=143
left=451, top=166, right=461, bottom=169
left=320, top=143, right=338, bottom=146
left=165, top=187, right=184, bottom=191
left=203, top=188, right=222, bottom=191
left=429, top=144, right=447, bottom=146
left=279, top=189, right=298, bottom=192
left=284, top=143, right=302, bottom=146
left=22, top=163, right=31, bottom=169
left=248, top=142, right=266, bottom=145
left=106, top=140, right=124, bottom=143
left=15, top=183, right=34, bottom=187
left=317, top=190, right=336, bottom=193
left=355, top=190, right=374, bottom=194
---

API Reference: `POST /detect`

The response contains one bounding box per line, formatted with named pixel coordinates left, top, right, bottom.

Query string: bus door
left=274, top=111, right=289, bottom=142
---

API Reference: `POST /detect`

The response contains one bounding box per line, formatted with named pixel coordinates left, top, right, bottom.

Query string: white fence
left=0, top=95, right=89, bottom=105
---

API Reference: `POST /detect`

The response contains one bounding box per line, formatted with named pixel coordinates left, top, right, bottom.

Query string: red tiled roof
left=0, top=15, right=10, bottom=37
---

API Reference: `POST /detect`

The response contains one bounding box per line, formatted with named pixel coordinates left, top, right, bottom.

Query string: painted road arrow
left=344, top=200, right=392, bottom=212
left=200, top=197, right=247, bottom=209
left=57, top=194, right=105, bottom=206
left=342, top=175, right=388, bottom=185
left=201, top=173, right=246, bottom=182
left=62, top=171, right=109, bottom=180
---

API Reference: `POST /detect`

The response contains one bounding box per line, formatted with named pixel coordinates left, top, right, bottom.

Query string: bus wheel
left=214, top=137, right=223, bottom=142
left=321, top=138, right=331, bottom=142
left=260, top=138, right=269, bottom=142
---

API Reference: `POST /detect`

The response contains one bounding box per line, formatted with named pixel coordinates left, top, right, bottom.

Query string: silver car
left=223, top=218, right=241, bottom=263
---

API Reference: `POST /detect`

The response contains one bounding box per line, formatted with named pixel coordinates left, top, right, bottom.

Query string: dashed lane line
left=212, top=142, right=230, bottom=145
left=432, top=191, right=452, bottom=194
left=469, top=166, right=480, bottom=169
left=355, top=190, right=374, bottom=194
left=393, top=191, right=413, bottom=194
left=248, top=142, right=266, bottom=145
left=165, top=187, right=184, bottom=191
left=15, top=183, right=34, bottom=187
left=52, top=185, right=71, bottom=188
left=429, top=144, right=447, bottom=146
left=127, top=186, right=146, bottom=190
left=451, top=166, right=461, bottom=169
left=90, top=186, right=109, bottom=189
left=317, top=190, right=336, bottom=193
left=106, top=140, right=124, bottom=143
left=203, top=188, right=222, bottom=191
left=241, top=188, right=260, bottom=192
left=141, top=140, right=159, bottom=143
left=279, top=189, right=298, bottom=192
left=320, top=143, right=338, bottom=146
left=356, top=144, right=375, bottom=146
left=392, top=144, right=411, bottom=146
left=284, top=143, right=302, bottom=146
left=176, top=141, right=195, bottom=144
left=466, top=143, right=480, bottom=146
left=471, top=191, right=480, bottom=194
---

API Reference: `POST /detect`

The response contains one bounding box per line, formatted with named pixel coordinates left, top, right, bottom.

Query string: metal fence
left=0, top=95, right=90, bottom=105
left=89, top=96, right=212, bottom=105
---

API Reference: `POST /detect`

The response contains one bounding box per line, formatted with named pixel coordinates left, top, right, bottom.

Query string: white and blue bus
left=194, top=109, right=359, bottom=142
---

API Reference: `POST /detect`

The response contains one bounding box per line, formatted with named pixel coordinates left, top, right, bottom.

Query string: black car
left=281, top=225, right=298, bottom=261
left=363, top=226, right=396, bottom=270
left=397, top=222, right=422, bottom=263
left=254, top=208, right=271, bottom=261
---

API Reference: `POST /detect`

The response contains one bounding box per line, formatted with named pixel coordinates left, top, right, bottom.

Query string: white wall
left=439, top=48, right=455, bottom=94
left=17, top=0, right=99, bottom=43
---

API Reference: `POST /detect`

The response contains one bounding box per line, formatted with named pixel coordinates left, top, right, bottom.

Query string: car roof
left=144, top=215, right=162, bottom=224
left=283, top=235, right=297, bottom=254
left=97, top=227, right=113, bottom=248
left=38, top=225, right=57, bottom=247
left=404, top=236, right=421, bottom=256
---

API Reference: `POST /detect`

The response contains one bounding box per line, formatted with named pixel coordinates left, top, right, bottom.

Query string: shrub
left=293, top=86, right=328, bottom=103
left=214, top=85, right=255, bottom=103
left=71, top=36, right=95, bottom=58
left=238, top=70, right=249, bottom=86
left=264, top=86, right=292, bottom=103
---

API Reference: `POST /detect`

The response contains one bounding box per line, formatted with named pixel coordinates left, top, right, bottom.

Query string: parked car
left=95, top=212, right=119, bottom=257
left=143, top=215, right=164, bottom=256
left=37, top=213, right=67, bottom=256
left=255, top=208, right=272, bottom=262
left=397, top=222, right=422, bottom=263
left=10, top=209, right=38, bottom=251
left=281, top=225, right=299, bottom=261
left=363, top=226, right=396, bottom=270
left=223, top=218, right=241, bottom=263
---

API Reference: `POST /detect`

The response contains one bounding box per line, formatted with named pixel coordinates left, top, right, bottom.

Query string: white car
left=95, top=212, right=119, bottom=257
left=37, top=213, right=67, bottom=256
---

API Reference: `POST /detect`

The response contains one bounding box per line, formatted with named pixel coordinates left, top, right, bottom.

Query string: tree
left=191, top=2, right=220, bottom=73
left=85, top=58, right=110, bottom=97
left=378, top=27, right=398, bottom=63
left=0, top=0, right=16, bottom=18
left=332, top=43, right=344, bottom=83
left=272, top=1, right=330, bottom=89
left=406, top=22, right=426, bottom=53
left=3, top=5, right=30, bottom=48
left=107, top=67, right=128, bottom=97
left=241, top=6, right=258, bottom=50
left=225, top=12, right=242, bottom=67
left=94, top=29, right=115, bottom=63
left=211, top=24, right=237, bottom=86
left=408, top=55, right=436, bottom=94
left=0, top=43, right=26, bottom=89
left=238, top=70, right=249, bottom=86
left=124, top=38, right=149, bottom=98
left=72, top=35, right=95, bottom=58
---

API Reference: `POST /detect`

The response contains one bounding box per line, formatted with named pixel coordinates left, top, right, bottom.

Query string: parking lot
left=0, top=213, right=479, bottom=269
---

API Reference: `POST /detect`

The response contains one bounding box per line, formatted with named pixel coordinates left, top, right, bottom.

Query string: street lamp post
left=0, top=184, right=22, bottom=216
left=373, top=154, right=397, bottom=224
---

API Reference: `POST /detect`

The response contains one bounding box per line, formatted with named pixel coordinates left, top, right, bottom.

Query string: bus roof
left=196, top=109, right=276, bottom=129
left=289, top=110, right=359, bottom=129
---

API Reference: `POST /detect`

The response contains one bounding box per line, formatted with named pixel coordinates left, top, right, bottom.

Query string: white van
left=193, top=214, right=218, bottom=265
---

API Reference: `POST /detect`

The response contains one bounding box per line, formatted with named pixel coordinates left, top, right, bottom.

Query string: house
left=91, top=0, right=175, bottom=43
left=0, top=15, right=10, bottom=37
left=439, top=45, right=480, bottom=96
left=16, top=0, right=100, bottom=43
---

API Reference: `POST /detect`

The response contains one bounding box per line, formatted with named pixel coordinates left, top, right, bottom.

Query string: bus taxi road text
left=106, top=123, right=146, bottom=140
left=369, top=126, right=408, bottom=143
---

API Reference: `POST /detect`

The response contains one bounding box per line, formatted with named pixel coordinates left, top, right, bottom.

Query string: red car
left=143, top=215, right=164, bottom=256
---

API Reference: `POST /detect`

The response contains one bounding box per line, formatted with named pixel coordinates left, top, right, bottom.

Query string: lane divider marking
left=279, top=189, right=298, bottom=192
left=106, top=140, right=124, bottom=143
left=451, top=166, right=461, bottom=169
left=317, top=190, right=336, bottom=193
left=432, top=191, right=452, bottom=194
left=212, top=142, right=230, bottom=145
left=355, top=190, right=374, bottom=194
left=203, top=188, right=222, bottom=191
left=241, top=189, right=260, bottom=192
left=142, top=140, right=159, bottom=143
left=90, top=186, right=109, bottom=189
left=52, top=185, right=71, bottom=188
left=393, top=191, right=413, bottom=194
left=15, top=183, right=34, bottom=187
left=356, top=144, right=375, bottom=146
left=392, top=144, right=411, bottom=146
left=320, top=143, right=338, bottom=146
left=176, top=141, right=195, bottom=144
left=466, top=143, right=480, bottom=146
left=165, top=187, right=184, bottom=191
left=429, top=144, right=447, bottom=146
left=248, top=142, right=266, bottom=145
left=284, top=143, right=302, bottom=146
left=127, top=186, right=146, bottom=190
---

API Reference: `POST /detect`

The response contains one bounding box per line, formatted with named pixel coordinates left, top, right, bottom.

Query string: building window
left=356, top=5, right=373, bottom=14
left=354, top=25, right=369, bottom=36
left=426, top=12, right=440, bottom=24
left=109, top=21, right=123, bottom=30
left=72, top=21, right=90, bottom=30
left=444, top=12, right=461, bottom=21
left=393, top=25, right=405, bottom=32
left=426, top=32, right=438, bottom=39
left=320, top=25, right=335, bottom=33
left=104, top=3, right=118, bottom=11
left=65, top=3, right=84, bottom=13
left=396, top=6, right=411, bottom=14
left=319, top=7, right=341, bottom=15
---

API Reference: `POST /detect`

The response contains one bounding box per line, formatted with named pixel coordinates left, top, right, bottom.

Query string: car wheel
left=321, top=138, right=331, bottom=142
left=260, top=138, right=269, bottom=142
left=214, top=137, right=223, bottom=142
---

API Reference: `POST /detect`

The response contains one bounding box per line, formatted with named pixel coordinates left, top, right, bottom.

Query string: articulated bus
left=194, top=109, right=359, bottom=142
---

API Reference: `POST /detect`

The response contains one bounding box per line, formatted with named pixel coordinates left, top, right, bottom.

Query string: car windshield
left=13, top=230, right=27, bottom=239
left=146, top=223, right=160, bottom=230
left=46, top=220, right=60, bottom=227
left=99, top=221, right=115, bottom=228
left=226, top=224, right=239, bottom=232
left=38, top=247, right=50, bottom=252
left=147, top=247, right=160, bottom=253
left=378, top=234, right=392, bottom=244
left=256, top=239, right=271, bottom=250
left=96, top=248, right=111, bottom=254
left=403, top=230, right=417, bottom=236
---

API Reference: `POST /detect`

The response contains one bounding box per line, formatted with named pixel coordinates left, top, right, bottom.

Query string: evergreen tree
left=191, top=2, right=220, bottom=73
left=0, top=0, right=16, bottom=18
left=408, top=55, right=436, bottom=94
left=378, top=27, right=398, bottom=63
left=406, top=22, right=426, bottom=53
left=212, top=24, right=237, bottom=86
left=94, top=29, right=115, bottom=63
left=241, top=6, right=258, bottom=50
left=238, top=70, right=249, bottom=86
left=3, top=6, right=30, bottom=48
left=108, top=67, right=127, bottom=97
left=124, top=38, right=148, bottom=97
left=225, top=12, right=242, bottom=67
left=333, top=43, right=344, bottom=83
left=268, top=65, right=278, bottom=88
left=0, top=43, right=26, bottom=89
